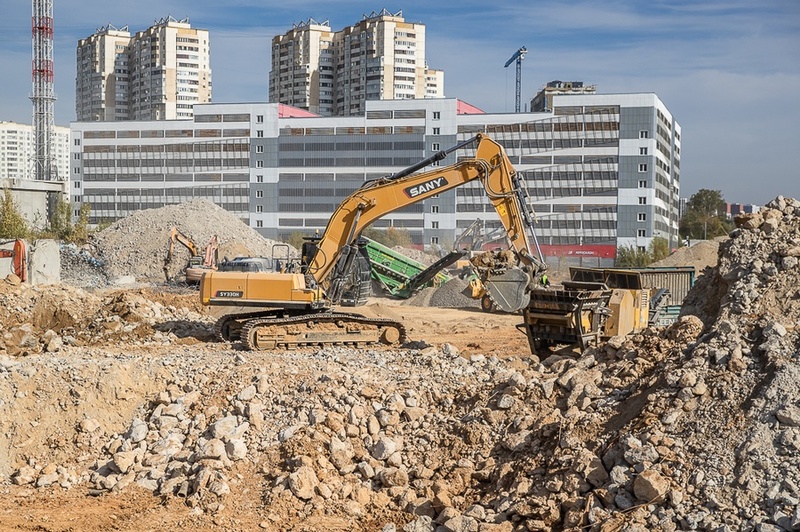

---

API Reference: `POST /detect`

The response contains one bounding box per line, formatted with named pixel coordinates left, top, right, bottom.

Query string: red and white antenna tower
left=30, top=0, right=58, bottom=181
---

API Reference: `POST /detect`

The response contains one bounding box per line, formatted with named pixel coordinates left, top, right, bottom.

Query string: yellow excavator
left=164, top=227, right=219, bottom=283
left=200, top=133, right=548, bottom=350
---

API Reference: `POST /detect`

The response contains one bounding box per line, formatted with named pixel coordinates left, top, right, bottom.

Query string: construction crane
left=504, top=46, right=527, bottom=113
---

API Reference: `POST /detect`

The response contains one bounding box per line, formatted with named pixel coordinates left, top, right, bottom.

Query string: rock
left=442, top=515, right=479, bottom=532
left=128, top=418, right=148, bottom=443
left=225, top=439, right=248, bottom=461
left=633, top=469, right=669, bottom=502
left=379, top=467, right=409, bottom=487
left=211, top=416, right=239, bottom=440
left=403, top=515, right=435, bottom=532
left=288, top=466, right=318, bottom=500
left=12, top=465, right=37, bottom=485
left=776, top=406, right=800, bottom=427
left=372, top=436, right=398, bottom=461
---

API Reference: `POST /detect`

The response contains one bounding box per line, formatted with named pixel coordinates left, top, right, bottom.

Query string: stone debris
left=0, top=195, right=799, bottom=530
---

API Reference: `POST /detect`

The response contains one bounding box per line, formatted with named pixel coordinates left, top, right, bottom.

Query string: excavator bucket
left=484, top=267, right=530, bottom=313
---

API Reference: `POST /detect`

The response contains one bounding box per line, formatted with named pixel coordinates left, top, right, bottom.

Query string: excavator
left=200, top=133, right=548, bottom=350
left=164, top=227, right=219, bottom=283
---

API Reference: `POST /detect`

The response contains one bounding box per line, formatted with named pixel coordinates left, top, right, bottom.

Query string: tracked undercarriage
left=214, top=310, right=407, bottom=351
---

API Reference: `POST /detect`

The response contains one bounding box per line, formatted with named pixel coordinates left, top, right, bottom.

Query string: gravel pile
left=78, top=199, right=294, bottom=283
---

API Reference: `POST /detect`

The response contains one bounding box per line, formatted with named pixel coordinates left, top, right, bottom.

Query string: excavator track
left=238, top=312, right=407, bottom=351
left=215, top=311, right=279, bottom=343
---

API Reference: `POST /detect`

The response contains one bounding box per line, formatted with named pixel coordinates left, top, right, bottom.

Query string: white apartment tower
left=269, top=9, right=444, bottom=117
left=0, top=121, right=69, bottom=180
left=76, top=16, right=211, bottom=121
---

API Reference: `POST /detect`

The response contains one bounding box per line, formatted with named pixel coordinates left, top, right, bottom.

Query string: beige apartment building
left=76, top=16, right=211, bottom=121
left=269, top=9, right=444, bottom=117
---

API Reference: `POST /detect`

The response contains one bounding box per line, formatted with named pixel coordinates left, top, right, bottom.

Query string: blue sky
left=0, top=0, right=797, bottom=204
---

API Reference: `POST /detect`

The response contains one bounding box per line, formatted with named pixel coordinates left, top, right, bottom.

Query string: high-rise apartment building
left=269, top=10, right=444, bottom=117
left=0, top=121, right=69, bottom=181
left=76, top=16, right=211, bottom=121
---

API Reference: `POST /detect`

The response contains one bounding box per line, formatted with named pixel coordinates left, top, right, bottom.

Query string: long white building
left=70, top=93, right=681, bottom=264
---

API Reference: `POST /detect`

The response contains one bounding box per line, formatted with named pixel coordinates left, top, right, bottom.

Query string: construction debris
left=0, top=196, right=798, bottom=530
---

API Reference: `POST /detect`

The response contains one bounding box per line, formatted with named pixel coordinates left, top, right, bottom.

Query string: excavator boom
left=307, top=133, right=546, bottom=303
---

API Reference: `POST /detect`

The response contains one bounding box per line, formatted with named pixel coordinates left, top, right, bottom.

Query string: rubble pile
left=69, top=199, right=293, bottom=284
left=0, top=196, right=798, bottom=531
left=0, top=279, right=214, bottom=356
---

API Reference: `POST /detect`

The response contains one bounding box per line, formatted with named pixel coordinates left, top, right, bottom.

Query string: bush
left=616, top=245, right=652, bottom=268
left=0, top=188, right=30, bottom=239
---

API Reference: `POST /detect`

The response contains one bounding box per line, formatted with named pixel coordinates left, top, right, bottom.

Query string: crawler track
left=215, top=311, right=407, bottom=350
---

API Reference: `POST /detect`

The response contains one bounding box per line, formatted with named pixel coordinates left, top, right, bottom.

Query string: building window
left=257, top=130, right=264, bottom=138
left=74, top=182, right=81, bottom=189
left=638, top=245, right=646, bottom=252
left=74, top=167, right=80, bottom=174
left=638, top=213, right=646, bottom=222
left=639, top=147, right=648, bottom=155
left=73, top=153, right=81, bottom=160
left=256, top=161, right=264, bottom=168
left=257, top=115, right=264, bottom=123
left=432, top=143, right=440, bottom=151
left=638, top=163, right=648, bottom=172
left=432, top=127, right=440, bottom=135
left=431, top=236, right=439, bottom=245
left=637, top=229, right=646, bottom=237
left=256, top=205, right=263, bottom=212
left=639, top=130, right=649, bottom=139
left=256, top=220, right=263, bottom=228
left=256, top=145, right=264, bottom=153
left=432, top=111, right=441, bottom=120
left=73, top=196, right=81, bottom=203
left=638, top=180, right=647, bottom=188
left=431, top=221, right=439, bottom=229
left=256, top=190, right=263, bottom=198
left=74, top=139, right=81, bottom=146
left=256, top=175, right=263, bottom=183
left=638, top=197, right=646, bottom=205
left=431, top=205, right=439, bottom=213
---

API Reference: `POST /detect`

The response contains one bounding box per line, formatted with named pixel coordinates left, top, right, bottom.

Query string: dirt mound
left=652, top=236, right=726, bottom=274
left=78, top=199, right=295, bottom=284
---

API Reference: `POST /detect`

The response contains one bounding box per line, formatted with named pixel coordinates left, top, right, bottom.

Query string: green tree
left=648, top=236, right=670, bottom=262
left=679, top=189, right=733, bottom=240
left=616, top=245, right=652, bottom=268
left=0, top=188, right=29, bottom=239
left=46, top=198, right=91, bottom=244
left=286, top=231, right=308, bottom=251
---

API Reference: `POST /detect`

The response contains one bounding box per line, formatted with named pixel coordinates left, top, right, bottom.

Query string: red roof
left=456, top=100, right=485, bottom=114
left=277, top=104, right=319, bottom=118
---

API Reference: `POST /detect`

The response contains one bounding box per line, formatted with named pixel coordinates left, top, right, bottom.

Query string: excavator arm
left=307, top=133, right=546, bottom=303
